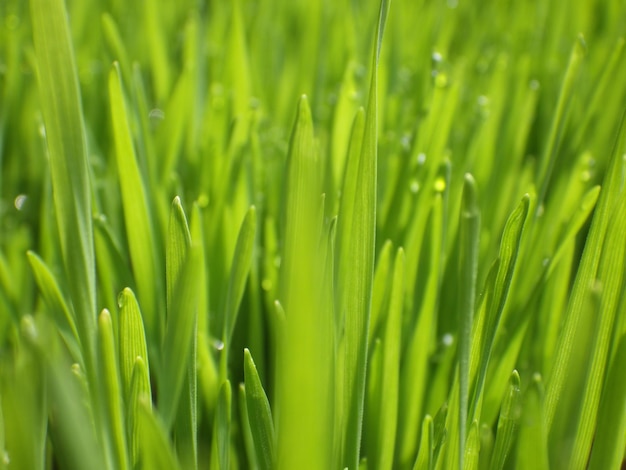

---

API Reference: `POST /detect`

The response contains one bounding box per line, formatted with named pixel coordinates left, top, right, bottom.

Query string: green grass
left=1, top=0, right=626, bottom=468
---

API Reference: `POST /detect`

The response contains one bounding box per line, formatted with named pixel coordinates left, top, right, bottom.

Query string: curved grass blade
left=109, top=62, right=161, bottom=343
left=26, top=251, right=79, bottom=358
left=98, top=309, right=130, bottom=470
left=30, top=0, right=97, bottom=386
left=244, top=348, right=275, bottom=470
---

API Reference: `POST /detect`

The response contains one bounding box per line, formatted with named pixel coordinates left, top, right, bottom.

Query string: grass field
left=1, top=0, right=626, bottom=468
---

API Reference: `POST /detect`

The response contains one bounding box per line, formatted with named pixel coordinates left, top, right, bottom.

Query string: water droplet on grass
left=14, top=194, right=27, bottom=210
left=442, top=333, right=454, bottom=346
left=149, top=108, right=165, bottom=120
left=416, top=152, right=426, bottom=165
left=409, top=180, right=420, bottom=194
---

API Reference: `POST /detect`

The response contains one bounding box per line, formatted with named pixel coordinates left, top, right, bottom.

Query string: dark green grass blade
left=489, top=370, right=521, bottom=470
left=30, top=0, right=97, bottom=385
left=244, top=348, right=275, bottom=470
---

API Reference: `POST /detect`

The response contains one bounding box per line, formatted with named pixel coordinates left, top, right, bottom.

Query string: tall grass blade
left=489, top=370, right=520, bottom=470
left=30, top=0, right=97, bottom=384
left=210, top=380, right=232, bottom=470
left=244, top=348, right=275, bottom=470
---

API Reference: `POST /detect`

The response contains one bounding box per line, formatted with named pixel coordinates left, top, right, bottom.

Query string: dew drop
left=14, top=194, right=27, bottom=211
left=409, top=180, right=420, bottom=194
left=416, top=152, right=427, bottom=165
left=149, top=108, right=165, bottom=120
left=529, top=79, right=540, bottom=90
left=434, top=177, right=446, bottom=192
left=432, top=51, right=443, bottom=63
left=442, top=333, right=454, bottom=346
left=213, top=340, right=225, bottom=351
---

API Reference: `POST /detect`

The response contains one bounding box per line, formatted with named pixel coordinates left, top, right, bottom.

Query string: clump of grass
left=1, top=0, right=626, bottom=468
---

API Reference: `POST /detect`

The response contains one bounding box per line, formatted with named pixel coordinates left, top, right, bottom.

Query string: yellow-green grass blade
left=567, top=176, right=626, bottom=468
left=588, top=333, right=626, bottom=470
left=464, top=420, right=480, bottom=470
left=375, top=248, right=405, bottom=470
left=244, top=348, right=275, bottom=470
left=26, top=250, right=80, bottom=358
left=469, top=196, right=528, bottom=423
left=398, top=194, right=443, bottom=467
left=101, top=13, right=132, bottom=86
left=109, top=62, right=161, bottom=344
left=337, top=3, right=390, bottom=467
left=166, top=197, right=191, bottom=323
left=118, top=287, right=150, bottom=401
left=535, top=36, right=586, bottom=209
left=488, top=370, right=520, bottom=470
left=276, top=95, right=333, bottom=469
left=210, top=380, right=232, bottom=470
left=368, top=239, right=393, bottom=343
left=544, top=113, right=626, bottom=433
left=238, top=384, right=258, bottom=470
left=137, top=398, right=181, bottom=470
left=412, top=415, right=433, bottom=470
left=515, top=374, right=549, bottom=470
left=98, top=309, right=130, bottom=470
left=457, top=174, right=480, bottom=469
left=127, top=357, right=151, bottom=468
left=30, top=0, right=97, bottom=386
left=160, top=241, right=202, bottom=429
left=143, top=0, right=172, bottom=104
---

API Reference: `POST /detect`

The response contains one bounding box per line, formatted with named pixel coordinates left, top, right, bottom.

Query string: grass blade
left=30, top=0, right=97, bottom=384
left=98, top=309, right=129, bottom=470
left=126, top=357, right=151, bottom=468
left=211, top=381, right=232, bottom=470
left=137, top=399, right=181, bottom=470
left=412, top=415, right=433, bottom=470
left=336, top=2, right=390, bottom=467
left=489, top=370, right=521, bottom=470
left=109, top=62, right=161, bottom=343
left=244, top=348, right=275, bottom=470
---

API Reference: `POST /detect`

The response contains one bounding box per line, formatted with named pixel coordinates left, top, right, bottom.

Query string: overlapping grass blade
left=515, top=374, right=549, bottom=469
left=118, top=288, right=150, bottom=401
left=489, top=370, right=520, bottom=470
left=26, top=251, right=79, bottom=357
left=412, top=415, right=433, bottom=470
left=457, top=174, right=480, bottom=468
left=243, top=348, right=275, bottom=470
left=98, top=309, right=129, bottom=470
left=136, top=399, right=181, bottom=470
left=30, top=0, right=97, bottom=384
left=126, top=357, right=151, bottom=467
left=210, top=380, right=232, bottom=470
left=109, top=62, right=161, bottom=343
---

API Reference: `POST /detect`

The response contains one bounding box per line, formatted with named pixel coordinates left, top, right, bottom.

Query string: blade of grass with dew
left=376, top=248, right=405, bottom=470
left=244, top=348, right=275, bottom=470
left=412, top=415, right=433, bottom=470
left=588, top=333, right=626, bottom=470
left=160, top=199, right=201, bottom=430
left=26, top=251, right=79, bottom=356
left=98, top=309, right=130, bottom=470
left=109, top=62, right=161, bottom=344
left=469, top=195, right=529, bottom=423
left=489, top=370, right=520, bottom=470
left=118, top=287, right=150, bottom=401
left=276, top=95, right=333, bottom=469
left=336, top=1, right=389, bottom=464
left=210, top=380, right=232, bottom=470
left=544, top=113, right=626, bottom=433
left=457, top=174, right=480, bottom=469
left=137, top=399, right=181, bottom=470
left=30, top=0, right=97, bottom=390
left=220, top=206, right=256, bottom=379
left=127, top=357, right=151, bottom=468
